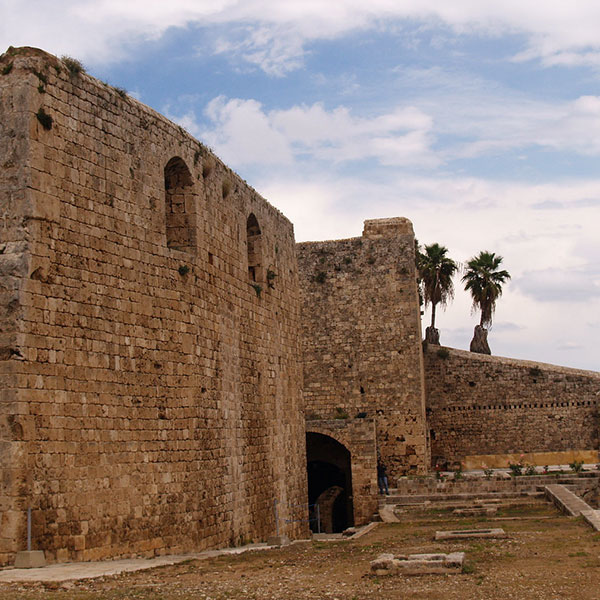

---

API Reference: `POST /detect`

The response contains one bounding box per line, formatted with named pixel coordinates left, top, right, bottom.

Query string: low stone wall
left=425, top=346, right=600, bottom=468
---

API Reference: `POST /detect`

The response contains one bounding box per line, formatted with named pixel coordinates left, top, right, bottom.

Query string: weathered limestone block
left=435, top=528, right=506, bottom=540
left=370, top=552, right=465, bottom=575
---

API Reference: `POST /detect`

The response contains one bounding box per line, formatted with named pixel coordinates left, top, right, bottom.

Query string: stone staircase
left=377, top=472, right=600, bottom=521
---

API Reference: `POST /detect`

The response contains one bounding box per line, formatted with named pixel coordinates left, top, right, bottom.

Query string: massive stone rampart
left=425, top=345, right=600, bottom=468
left=0, top=47, right=307, bottom=565
left=298, top=218, right=428, bottom=477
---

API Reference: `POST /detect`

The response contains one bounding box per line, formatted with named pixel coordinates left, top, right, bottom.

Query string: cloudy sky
left=2, top=1, right=599, bottom=370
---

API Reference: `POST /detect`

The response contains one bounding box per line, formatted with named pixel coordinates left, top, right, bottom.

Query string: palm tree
left=418, top=243, right=457, bottom=344
left=462, top=251, right=510, bottom=354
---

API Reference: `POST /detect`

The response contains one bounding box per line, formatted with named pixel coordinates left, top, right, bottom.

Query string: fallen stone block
left=370, top=552, right=465, bottom=575
left=435, top=528, right=506, bottom=541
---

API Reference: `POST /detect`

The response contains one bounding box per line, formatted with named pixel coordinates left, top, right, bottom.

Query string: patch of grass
left=436, top=348, right=450, bottom=359
left=462, top=561, right=476, bottom=574
left=36, top=107, right=53, bottom=130
left=2, top=61, right=13, bottom=75
left=113, top=86, right=128, bottom=99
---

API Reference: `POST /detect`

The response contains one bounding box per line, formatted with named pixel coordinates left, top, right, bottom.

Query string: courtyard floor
left=1, top=501, right=599, bottom=599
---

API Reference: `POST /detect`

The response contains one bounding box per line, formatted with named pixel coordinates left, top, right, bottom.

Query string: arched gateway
left=305, top=419, right=379, bottom=532
left=306, top=432, right=353, bottom=532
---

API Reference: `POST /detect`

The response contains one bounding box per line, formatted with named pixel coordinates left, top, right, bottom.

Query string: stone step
left=379, top=490, right=545, bottom=507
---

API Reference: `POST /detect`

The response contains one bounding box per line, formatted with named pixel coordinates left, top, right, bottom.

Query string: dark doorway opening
left=306, top=432, right=353, bottom=533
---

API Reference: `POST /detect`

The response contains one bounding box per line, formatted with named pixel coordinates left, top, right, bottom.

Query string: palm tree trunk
left=431, top=301, right=437, bottom=329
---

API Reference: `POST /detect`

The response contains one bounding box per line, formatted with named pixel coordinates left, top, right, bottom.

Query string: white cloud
left=171, top=97, right=437, bottom=168
left=515, top=265, right=600, bottom=303
left=5, top=1, right=600, bottom=73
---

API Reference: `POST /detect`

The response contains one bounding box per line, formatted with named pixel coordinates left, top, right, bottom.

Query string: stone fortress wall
left=0, top=47, right=307, bottom=566
left=425, top=346, right=600, bottom=469
left=297, top=218, right=429, bottom=481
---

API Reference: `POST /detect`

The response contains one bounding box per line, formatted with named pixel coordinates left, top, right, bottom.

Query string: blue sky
left=2, top=1, right=599, bottom=370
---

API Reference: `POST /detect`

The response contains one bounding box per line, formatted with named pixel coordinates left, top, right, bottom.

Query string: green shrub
left=436, top=348, right=450, bottom=359
left=508, top=461, right=523, bottom=477
left=570, top=460, right=584, bottom=473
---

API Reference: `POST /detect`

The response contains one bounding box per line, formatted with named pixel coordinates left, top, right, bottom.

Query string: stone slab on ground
left=0, top=542, right=298, bottom=583
left=371, top=552, right=465, bottom=576
left=313, top=522, right=379, bottom=542
left=435, top=528, right=506, bottom=541
left=582, top=510, right=600, bottom=532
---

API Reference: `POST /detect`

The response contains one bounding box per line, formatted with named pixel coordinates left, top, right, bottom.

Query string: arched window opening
left=164, top=157, right=196, bottom=252
left=247, top=213, right=262, bottom=282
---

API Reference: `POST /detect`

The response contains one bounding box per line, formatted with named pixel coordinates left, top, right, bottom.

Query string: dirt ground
left=2, top=502, right=600, bottom=600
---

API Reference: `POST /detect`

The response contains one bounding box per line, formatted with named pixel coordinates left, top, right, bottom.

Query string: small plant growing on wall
left=334, top=407, right=349, bottom=419
left=2, top=62, right=13, bottom=75
left=315, top=271, right=326, bottom=284
left=251, top=283, right=262, bottom=298
left=436, top=348, right=450, bottom=359
left=178, top=265, right=190, bottom=276
left=61, top=55, right=85, bottom=76
left=36, top=108, right=53, bottom=130
left=266, top=269, right=276, bottom=289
